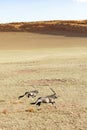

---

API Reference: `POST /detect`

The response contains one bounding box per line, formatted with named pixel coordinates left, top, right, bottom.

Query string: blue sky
left=0, top=0, right=87, bottom=23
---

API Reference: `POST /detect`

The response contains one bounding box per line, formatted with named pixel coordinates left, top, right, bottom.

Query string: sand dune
left=0, top=20, right=87, bottom=50
left=0, top=20, right=87, bottom=35
left=0, top=32, right=87, bottom=50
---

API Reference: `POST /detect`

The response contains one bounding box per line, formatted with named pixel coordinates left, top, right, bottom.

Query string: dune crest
left=0, top=20, right=87, bottom=36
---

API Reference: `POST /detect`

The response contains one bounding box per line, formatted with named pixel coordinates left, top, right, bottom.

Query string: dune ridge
left=0, top=20, right=87, bottom=36
left=0, top=20, right=87, bottom=50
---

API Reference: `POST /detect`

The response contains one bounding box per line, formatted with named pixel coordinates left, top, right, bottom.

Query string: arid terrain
left=0, top=21, right=87, bottom=130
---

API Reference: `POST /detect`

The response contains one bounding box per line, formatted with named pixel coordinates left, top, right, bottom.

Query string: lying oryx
left=18, top=90, right=38, bottom=100
left=31, top=88, right=58, bottom=107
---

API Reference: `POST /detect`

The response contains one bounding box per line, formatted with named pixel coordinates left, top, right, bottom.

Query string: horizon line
left=0, top=19, right=87, bottom=24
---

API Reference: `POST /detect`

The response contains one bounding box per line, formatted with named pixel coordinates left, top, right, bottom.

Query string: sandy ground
left=0, top=32, right=87, bottom=50
left=0, top=33, right=87, bottom=130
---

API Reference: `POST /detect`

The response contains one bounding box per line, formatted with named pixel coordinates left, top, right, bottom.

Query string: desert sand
left=0, top=21, right=87, bottom=130
left=0, top=32, right=87, bottom=50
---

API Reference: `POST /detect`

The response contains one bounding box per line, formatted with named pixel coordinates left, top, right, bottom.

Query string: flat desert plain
left=0, top=32, right=87, bottom=130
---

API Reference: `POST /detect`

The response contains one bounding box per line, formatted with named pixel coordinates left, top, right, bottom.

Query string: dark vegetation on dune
left=0, top=20, right=87, bottom=36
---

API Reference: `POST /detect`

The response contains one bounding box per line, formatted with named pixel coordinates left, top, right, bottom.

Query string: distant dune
left=0, top=20, right=87, bottom=36
left=0, top=20, right=87, bottom=50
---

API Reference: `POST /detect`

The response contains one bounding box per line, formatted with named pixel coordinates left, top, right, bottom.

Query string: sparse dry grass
left=0, top=46, right=87, bottom=130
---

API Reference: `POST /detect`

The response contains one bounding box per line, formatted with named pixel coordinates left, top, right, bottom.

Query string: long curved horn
left=49, top=88, right=56, bottom=94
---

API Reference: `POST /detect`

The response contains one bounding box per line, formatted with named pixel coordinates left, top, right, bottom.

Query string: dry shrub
left=2, top=109, right=8, bottom=114
left=25, top=107, right=34, bottom=113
